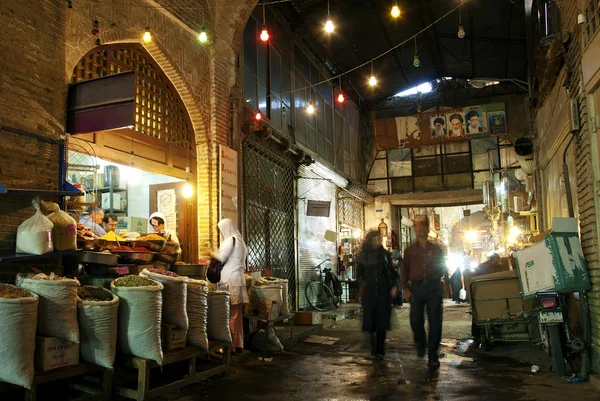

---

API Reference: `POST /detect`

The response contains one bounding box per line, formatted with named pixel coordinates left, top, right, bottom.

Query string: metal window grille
left=337, top=197, right=364, bottom=231
left=71, top=44, right=193, bottom=150
left=243, top=134, right=296, bottom=309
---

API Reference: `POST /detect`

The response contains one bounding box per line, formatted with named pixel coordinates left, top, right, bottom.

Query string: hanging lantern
left=378, top=219, right=388, bottom=237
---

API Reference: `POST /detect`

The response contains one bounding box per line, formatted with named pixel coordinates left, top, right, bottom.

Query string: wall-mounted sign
left=219, top=145, right=238, bottom=223
left=487, top=111, right=507, bottom=135
left=307, top=200, right=331, bottom=217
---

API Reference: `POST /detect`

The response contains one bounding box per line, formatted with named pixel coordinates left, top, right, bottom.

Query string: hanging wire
left=262, top=4, right=266, bottom=25
left=327, top=0, right=330, bottom=16
left=86, top=0, right=291, bottom=9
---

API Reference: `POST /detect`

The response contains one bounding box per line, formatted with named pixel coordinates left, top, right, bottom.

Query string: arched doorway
left=66, top=43, right=198, bottom=262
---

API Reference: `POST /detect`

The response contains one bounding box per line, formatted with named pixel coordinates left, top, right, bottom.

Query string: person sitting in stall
left=102, top=214, right=119, bottom=233
left=149, top=212, right=180, bottom=244
left=475, top=253, right=501, bottom=276
left=79, top=207, right=106, bottom=237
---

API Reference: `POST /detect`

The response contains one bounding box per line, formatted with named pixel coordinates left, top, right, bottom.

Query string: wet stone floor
left=165, top=302, right=599, bottom=401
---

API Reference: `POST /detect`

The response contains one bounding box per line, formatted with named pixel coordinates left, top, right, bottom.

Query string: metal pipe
left=563, top=134, right=575, bottom=218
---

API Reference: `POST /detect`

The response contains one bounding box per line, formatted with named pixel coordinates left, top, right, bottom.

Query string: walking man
left=402, top=217, right=447, bottom=368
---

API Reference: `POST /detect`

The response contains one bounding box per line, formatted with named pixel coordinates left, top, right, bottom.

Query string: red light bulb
left=260, top=27, right=269, bottom=42
left=255, top=112, right=262, bottom=121
left=337, top=93, right=345, bottom=103
left=92, top=20, right=99, bottom=36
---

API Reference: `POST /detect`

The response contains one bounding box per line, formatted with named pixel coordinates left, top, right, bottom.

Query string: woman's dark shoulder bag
left=207, top=237, right=236, bottom=284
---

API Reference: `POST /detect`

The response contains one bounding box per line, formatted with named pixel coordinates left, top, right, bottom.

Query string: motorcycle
left=536, top=291, right=586, bottom=376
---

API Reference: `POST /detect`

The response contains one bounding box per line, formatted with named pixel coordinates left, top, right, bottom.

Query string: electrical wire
left=86, top=0, right=291, bottom=9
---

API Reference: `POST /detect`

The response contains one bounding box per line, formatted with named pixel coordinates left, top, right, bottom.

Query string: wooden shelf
left=93, top=187, right=127, bottom=193
left=0, top=250, right=78, bottom=263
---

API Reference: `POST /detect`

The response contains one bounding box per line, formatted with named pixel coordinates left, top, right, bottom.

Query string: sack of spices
left=77, top=286, right=119, bottom=369
left=186, top=279, right=209, bottom=351
left=41, top=200, right=77, bottom=251
left=140, top=269, right=189, bottom=331
left=16, top=273, right=79, bottom=343
left=16, top=199, right=54, bottom=255
left=0, top=284, right=38, bottom=389
left=207, top=291, right=232, bottom=344
left=111, top=275, right=164, bottom=365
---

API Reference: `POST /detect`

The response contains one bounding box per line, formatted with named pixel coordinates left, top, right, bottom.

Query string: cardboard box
left=118, top=216, right=148, bottom=233
left=514, top=218, right=591, bottom=299
left=469, top=270, right=535, bottom=321
left=244, top=299, right=280, bottom=320
left=162, top=324, right=186, bottom=352
left=294, top=311, right=323, bottom=326
left=101, top=193, right=122, bottom=210
left=35, top=336, right=79, bottom=371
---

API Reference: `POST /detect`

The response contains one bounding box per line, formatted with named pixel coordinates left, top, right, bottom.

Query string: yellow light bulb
left=260, top=28, right=269, bottom=42
left=143, top=28, right=151, bottom=43
left=199, top=27, right=207, bottom=43
left=391, top=5, right=400, bottom=18
left=369, top=76, right=377, bottom=86
left=183, top=182, right=194, bottom=198
left=307, top=104, right=315, bottom=114
left=325, top=19, right=334, bottom=33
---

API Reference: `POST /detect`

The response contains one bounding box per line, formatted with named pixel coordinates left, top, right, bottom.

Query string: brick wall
left=0, top=0, right=258, bottom=258
left=554, top=0, right=600, bottom=368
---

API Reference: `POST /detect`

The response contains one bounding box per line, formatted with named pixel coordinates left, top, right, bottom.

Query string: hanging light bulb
left=255, top=112, right=262, bottom=121
left=325, top=19, right=334, bottom=33
left=199, top=26, right=208, bottom=43
left=368, top=62, right=377, bottom=86
left=325, top=0, right=334, bottom=33
left=183, top=181, right=194, bottom=198
left=91, top=19, right=99, bottom=36
left=307, top=104, right=315, bottom=114
left=143, top=27, right=152, bottom=43
left=457, top=6, right=465, bottom=38
left=337, top=93, right=345, bottom=103
left=260, top=27, right=269, bottom=42
left=391, top=4, right=400, bottom=18
left=413, top=37, right=420, bottom=67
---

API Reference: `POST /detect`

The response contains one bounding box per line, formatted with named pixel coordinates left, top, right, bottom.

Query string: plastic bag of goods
left=16, top=273, right=79, bottom=343
left=207, top=291, right=232, bottom=343
left=111, top=275, right=164, bottom=365
left=77, top=286, right=119, bottom=369
left=186, top=279, right=209, bottom=351
left=459, top=288, right=467, bottom=301
left=16, top=199, right=54, bottom=255
left=41, top=200, right=77, bottom=251
left=140, top=268, right=189, bottom=331
left=0, top=284, right=38, bottom=388
left=251, top=329, right=284, bottom=353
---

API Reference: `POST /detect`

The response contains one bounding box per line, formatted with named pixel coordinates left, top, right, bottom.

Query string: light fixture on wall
left=143, top=27, right=152, bottom=43
left=457, top=5, right=465, bottom=38
left=413, top=37, right=420, bottom=67
left=391, top=1, right=400, bottom=18
left=260, top=5, right=269, bottom=42
left=368, top=62, right=377, bottom=86
left=325, top=0, right=334, bottom=33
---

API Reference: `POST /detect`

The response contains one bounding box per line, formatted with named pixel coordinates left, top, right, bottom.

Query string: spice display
left=78, top=286, right=112, bottom=301
left=22, top=272, right=68, bottom=281
left=77, top=224, right=95, bottom=240
left=113, top=246, right=150, bottom=252
left=114, top=275, right=158, bottom=287
left=0, top=284, right=32, bottom=299
left=100, top=231, right=125, bottom=241
left=137, top=234, right=165, bottom=241
left=145, top=268, right=179, bottom=277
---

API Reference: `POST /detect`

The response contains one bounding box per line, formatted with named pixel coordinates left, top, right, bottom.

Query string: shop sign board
left=306, top=200, right=331, bottom=217
left=219, top=145, right=238, bottom=224
left=157, top=189, right=177, bottom=233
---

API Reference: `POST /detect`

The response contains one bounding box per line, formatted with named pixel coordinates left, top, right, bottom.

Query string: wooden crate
left=0, top=363, right=111, bottom=401
left=244, top=299, right=280, bottom=320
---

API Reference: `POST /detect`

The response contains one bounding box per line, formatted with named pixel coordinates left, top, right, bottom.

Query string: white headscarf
left=218, top=218, right=242, bottom=241
left=149, top=212, right=168, bottom=231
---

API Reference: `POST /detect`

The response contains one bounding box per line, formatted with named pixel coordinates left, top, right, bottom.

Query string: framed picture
left=430, top=115, right=447, bottom=138
left=465, top=108, right=485, bottom=134
left=487, top=111, right=507, bottom=135
left=446, top=112, right=465, bottom=137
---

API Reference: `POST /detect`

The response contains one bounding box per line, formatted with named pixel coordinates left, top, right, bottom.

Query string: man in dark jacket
left=403, top=217, right=447, bottom=368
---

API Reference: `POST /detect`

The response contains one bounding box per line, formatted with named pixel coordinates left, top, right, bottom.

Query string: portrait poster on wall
left=465, top=108, right=486, bottom=134
left=445, top=112, right=466, bottom=138
left=487, top=111, right=507, bottom=135
left=430, top=115, right=447, bottom=138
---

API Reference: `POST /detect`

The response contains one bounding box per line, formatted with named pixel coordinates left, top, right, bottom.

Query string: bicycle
left=305, top=259, right=342, bottom=311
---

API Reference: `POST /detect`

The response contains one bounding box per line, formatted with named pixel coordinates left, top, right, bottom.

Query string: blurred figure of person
left=450, top=266, right=463, bottom=304
left=390, top=246, right=403, bottom=308
left=357, top=231, right=400, bottom=359
left=476, top=253, right=501, bottom=276
left=80, top=207, right=106, bottom=237
left=102, top=214, right=118, bottom=233
left=149, top=212, right=180, bottom=244
left=212, top=218, right=249, bottom=353
left=403, top=217, right=447, bottom=368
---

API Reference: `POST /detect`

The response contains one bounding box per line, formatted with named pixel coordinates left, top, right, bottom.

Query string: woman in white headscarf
left=212, top=218, right=249, bottom=353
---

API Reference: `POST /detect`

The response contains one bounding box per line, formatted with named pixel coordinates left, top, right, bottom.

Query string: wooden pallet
left=0, top=363, right=111, bottom=401
left=114, top=342, right=230, bottom=401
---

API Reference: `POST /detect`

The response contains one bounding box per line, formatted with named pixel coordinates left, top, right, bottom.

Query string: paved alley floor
left=164, top=301, right=599, bottom=401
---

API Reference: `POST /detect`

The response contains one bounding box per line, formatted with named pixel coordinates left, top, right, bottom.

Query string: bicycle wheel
left=305, top=281, right=335, bottom=311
